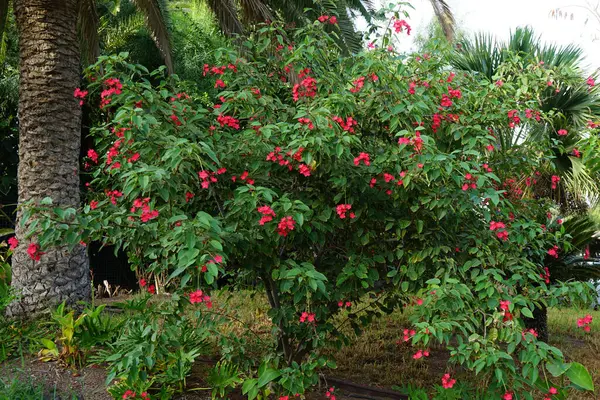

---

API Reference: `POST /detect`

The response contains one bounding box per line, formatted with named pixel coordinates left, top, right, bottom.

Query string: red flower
left=587, top=76, right=595, bottom=87
left=147, top=284, right=156, bottom=294
left=317, top=15, right=329, bottom=23
left=393, top=19, right=411, bottom=35
left=353, top=152, right=370, bottom=166
left=27, top=243, right=43, bottom=261
left=185, top=192, right=195, bottom=203
left=7, top=236, right=18, bottom=250
left=189, top=289, right=204, bottom=304
left=557, top=129, right=568, bottom=136
left=90, top=200, right=98, bottom=210
left=551, top=175, right=560, bottom=189
left=139, top=278, right=147, bottom=287
left=128, top=153, right=140, bottom=163
left=441, top=373, right=456, bottom=389
left=547, top=245, right=559, bottom=258
left=349, top=76, right=365, bottom=93
left=258, top=205, right=276, bottom=225
left=336, top=204, right=354, bottom=219
left=277, top=216, right=296, bottom=236
left=73, top=87, right=88, bottom=106
left=87, top=149, right=98, bottom=164
left=503, top=391, right=513, bottom=400
left=299, top=311, right=316, bottom=323
left=214, top=79, right=226, bottom=89
left=329, top=16, right=337, bottom=24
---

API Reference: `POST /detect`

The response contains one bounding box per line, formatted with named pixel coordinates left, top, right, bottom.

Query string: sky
left=357, top=0, right=600, bottom=72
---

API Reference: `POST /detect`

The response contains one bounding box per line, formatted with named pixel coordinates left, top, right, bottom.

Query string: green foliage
left=95, top=296, right=215, bottom=397
left=25, top=5, right=599, bottom=398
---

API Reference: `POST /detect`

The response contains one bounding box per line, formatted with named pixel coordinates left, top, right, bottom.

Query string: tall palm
left=3, top=0, right=171, bottom=317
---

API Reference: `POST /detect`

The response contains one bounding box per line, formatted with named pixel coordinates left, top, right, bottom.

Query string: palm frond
left=428, top=0, right=454, bottom=41
left=130, top=0, right=173, bottom=72
left=205, top=0, right=244, bottom=37
left=239, top=0, right=273, bottom=24
left=562, top=156, right=600, bottom=203
left=78, top=0, right=101, bottom=65
left=451, top=33, right=502, bottom=80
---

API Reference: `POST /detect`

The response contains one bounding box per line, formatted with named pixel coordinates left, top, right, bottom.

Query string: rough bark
left=8, top=0, right=90, bottom=317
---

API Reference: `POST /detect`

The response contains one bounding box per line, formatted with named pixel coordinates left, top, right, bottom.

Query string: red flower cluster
left=185, top=191, right=195, bottom=203
left=198, top=170, right=218, bottom=189
left=402, top=328, right=416, bottom=342
left=325, top=387, right=336, bottom=400
left=106, top=189, right=123, bottom=205
left=507, top=109, right=521, bottom=128
left=8, top=236, right=18, bottom=250
left=540, top=266, right=550, bottom=284
left=577, top=314, right=593, bottom=332
left=398, top=131, right=423, bottom=153
left=353, top=152, right=370, bottom=166
left=503, top=391, right=513, bottom=400
left=258, top=205, right=276, bottom=225
left=298, top=117, right=314, bottom=130
left=106, top=139, right=123, bottom=167
left=500, top=300, right=513, bottom=322
left=489, top=220, right=508, bottom=241
left=412, top=349, right=429, bottom=359
left=122, top=390, right=150, bottom=400
left=100, top=78, right=123, bottom=108
left=461, top=173, right=477, bottom=191
left=440, top=94, right=453, bottom=108
left=73, top=87, right=88, bottom=106
left=277, top=216, right=296, bottom=236
left=266, top=147, right=310, bottom=177
left=557, top=129, right=568, bottom=136
left=551, top=175, right=560, bottom=189
left=441, top=373, right=456, bottom=389
left=525, top=108, right=541, bottom=121
left=543, top=387, right=558, bottom=400
left=214, top=79, right=226, bottom=89
left=349, top=76, right=365, bottom=93
left=587, top=76, right=595, bottom=87
left=336, top=204, right=355, bottom=219
left=189, top=289, right=212, bottom=308
left=547, top=245, right=559, bottom=258
left=27, top=243, right=43, bottom=261
left=170, top=114, right=182, bottom=126
left=232, top=170, right=254, bottom=185
left=131, top=197, right=159, bottom=222
left=292, top=75, right=317, bottom=101
left=573, top=148, right=581, bottom=157
left=337, top=300, right=352, bottom=308
left=216, top=114, right=240, bottom=130
left=317, top=15, right=337, bottom=24
left=299, top=311, right=315, bottom=323
left=332, top=116, right=357, bottom=132
left=522, top=328, right=538, bottom=340
left=202, top=63, right=237, bottom=77
left=393, top=19, right=411, bottom=34
left=90, top=200, right=98, bottom=210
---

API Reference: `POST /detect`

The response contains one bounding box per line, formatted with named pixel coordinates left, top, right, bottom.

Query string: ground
left=0, top=292, right=598, bottom=399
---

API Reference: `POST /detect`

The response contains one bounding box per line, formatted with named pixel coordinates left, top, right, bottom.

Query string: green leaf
left=566, top=362, right=594, bottom=391
left=257, top=367, right=280, bottom=388
left=521, top=308, right=534, bottom=319
left=546, top=362, right=571, bottom=377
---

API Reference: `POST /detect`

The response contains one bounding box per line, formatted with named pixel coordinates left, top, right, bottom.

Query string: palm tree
left=3, top=0, right=171, bottom=317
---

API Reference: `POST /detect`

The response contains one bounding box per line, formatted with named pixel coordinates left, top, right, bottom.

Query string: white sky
left=358, top=0, right=600, bottom=72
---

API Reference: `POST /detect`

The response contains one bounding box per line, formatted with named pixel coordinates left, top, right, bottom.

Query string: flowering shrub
left=22, top=5, right=597, bottom=398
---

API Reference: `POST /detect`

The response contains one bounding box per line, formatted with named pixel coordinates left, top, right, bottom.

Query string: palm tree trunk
left=8, top=0, right=90, bottom=316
